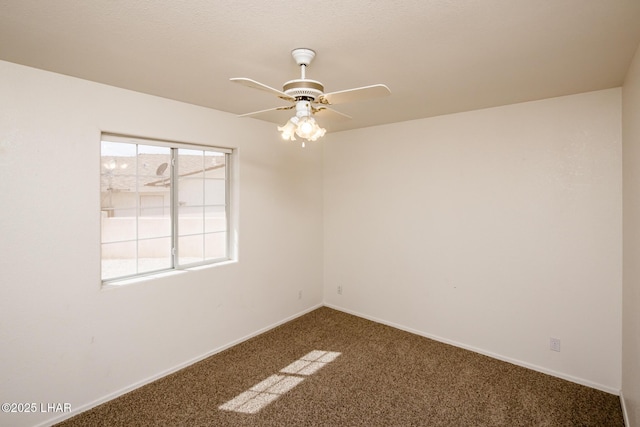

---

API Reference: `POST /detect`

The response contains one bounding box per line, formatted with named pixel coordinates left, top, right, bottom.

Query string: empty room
left=1, top=1, right=640, bottom=426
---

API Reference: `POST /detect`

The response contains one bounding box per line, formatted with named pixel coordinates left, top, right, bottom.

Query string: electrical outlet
left=550, top=338, right=561, bottom=352
left=337, top=285, right=342, bottom=295
left=298, top=290, right=302, bottom=300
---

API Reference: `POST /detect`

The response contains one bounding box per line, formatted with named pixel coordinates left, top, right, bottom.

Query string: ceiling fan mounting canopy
left=291, top=48, right=316, bottom=66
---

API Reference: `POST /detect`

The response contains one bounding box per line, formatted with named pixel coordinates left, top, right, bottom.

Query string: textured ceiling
left=1, top=0, right=640, bottom=133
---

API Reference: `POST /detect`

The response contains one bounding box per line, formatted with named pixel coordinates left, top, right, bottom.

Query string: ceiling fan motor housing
left=283, top=79, right=324, bottom=101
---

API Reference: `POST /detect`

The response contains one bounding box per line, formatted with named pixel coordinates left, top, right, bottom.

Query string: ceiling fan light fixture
left=277, top=116, right=298, bottom=141
left=278, top=100, right=326, bottom=145
left=278, top=115, right=326, bottom=145
left=309, top=125, right=326, bottom=141
left=295, top=116, right=317, bottom=139
left=297, top=117, right=326, bottom=141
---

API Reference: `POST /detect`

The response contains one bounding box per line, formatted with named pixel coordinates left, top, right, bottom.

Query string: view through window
left=100, top=134, right=231, bottom=282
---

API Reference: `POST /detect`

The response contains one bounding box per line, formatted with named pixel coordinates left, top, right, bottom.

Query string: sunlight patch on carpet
left=219, top=350, right=341, bottom=414
left=280, top=350, right=341, bottom=376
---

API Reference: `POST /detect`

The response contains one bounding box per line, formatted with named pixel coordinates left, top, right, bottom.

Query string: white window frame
left=100, top=133, right=234, bottom=284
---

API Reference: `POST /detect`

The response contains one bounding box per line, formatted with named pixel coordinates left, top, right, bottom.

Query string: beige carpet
left=57, top=307, right=623, bottom=426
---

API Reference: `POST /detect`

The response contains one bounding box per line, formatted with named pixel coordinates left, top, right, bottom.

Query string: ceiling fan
left=230, top=48, right=391, bottom=146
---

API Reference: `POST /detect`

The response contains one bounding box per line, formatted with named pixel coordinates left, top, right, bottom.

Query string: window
left=100, top=134, right=232, bottom=282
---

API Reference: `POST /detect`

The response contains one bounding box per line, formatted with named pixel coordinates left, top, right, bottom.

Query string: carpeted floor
left=57, top=307, right=623, bottom=426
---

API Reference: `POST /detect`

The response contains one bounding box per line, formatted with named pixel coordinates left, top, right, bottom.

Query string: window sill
left=101, top=259, right=237, bottom=289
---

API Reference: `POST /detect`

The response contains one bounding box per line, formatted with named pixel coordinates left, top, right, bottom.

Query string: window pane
left=138, top=145, right=171, bottom=177
left=138, top=237, right=172, bottom=273
left=205, top=232, right=227, bottom=260
left=179, top=234, right=204, bottom=265
left=179, top=176, right=204, bottom=207
left=206, top=152, right=225, bottom=185
left=139, top=194, right=169, bottom=217
left=101, top=241, right=136, bottom=280
left=179, top=220, right=204, bottom=237
left=178, top=205, right=202, bottom=216
left=137, top=145, right=171, bottom=231
left=101, top=213, right=136, bottom=243
left=176, top=148, right=227, bottom=265
left=204, top=177, right=226, bottom=206
left=178, top=148, right=205, bottom=207
left=101, top=180, right=138, bottom=207
left=178, top=208, right=204, bottom=236
left=101, top=141, right=137, bottom=212
left=205, top=206, right=227, bottom=233
left=101, top=195, right=137, bottom=215
left=138, top=216, right=171, bottom=239
left=178, top=148, right=203, bottom=172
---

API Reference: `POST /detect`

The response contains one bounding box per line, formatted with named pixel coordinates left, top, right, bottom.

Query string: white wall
left=0, top=60, right=324, bottom=427
left=324, top=89, right=622, bottom=393
left=0, top=57, right=627, bottom=427
left=623, top=41, right=640, bottom=427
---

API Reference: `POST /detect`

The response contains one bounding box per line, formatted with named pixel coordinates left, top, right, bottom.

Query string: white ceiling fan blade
left=318, top=84, right=391, bottom=105
left=237, top=105, right=294, bottom=118
left=314, top=105, right=352, bottom=120
left=230, top=77, right=295, bottom=102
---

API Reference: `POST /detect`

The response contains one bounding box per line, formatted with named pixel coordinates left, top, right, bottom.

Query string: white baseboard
left=620, top=390, right=630, bottom=427
left=38, top=303, right=323, bottom=427
left=324, top=303, right=620, bottom=396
